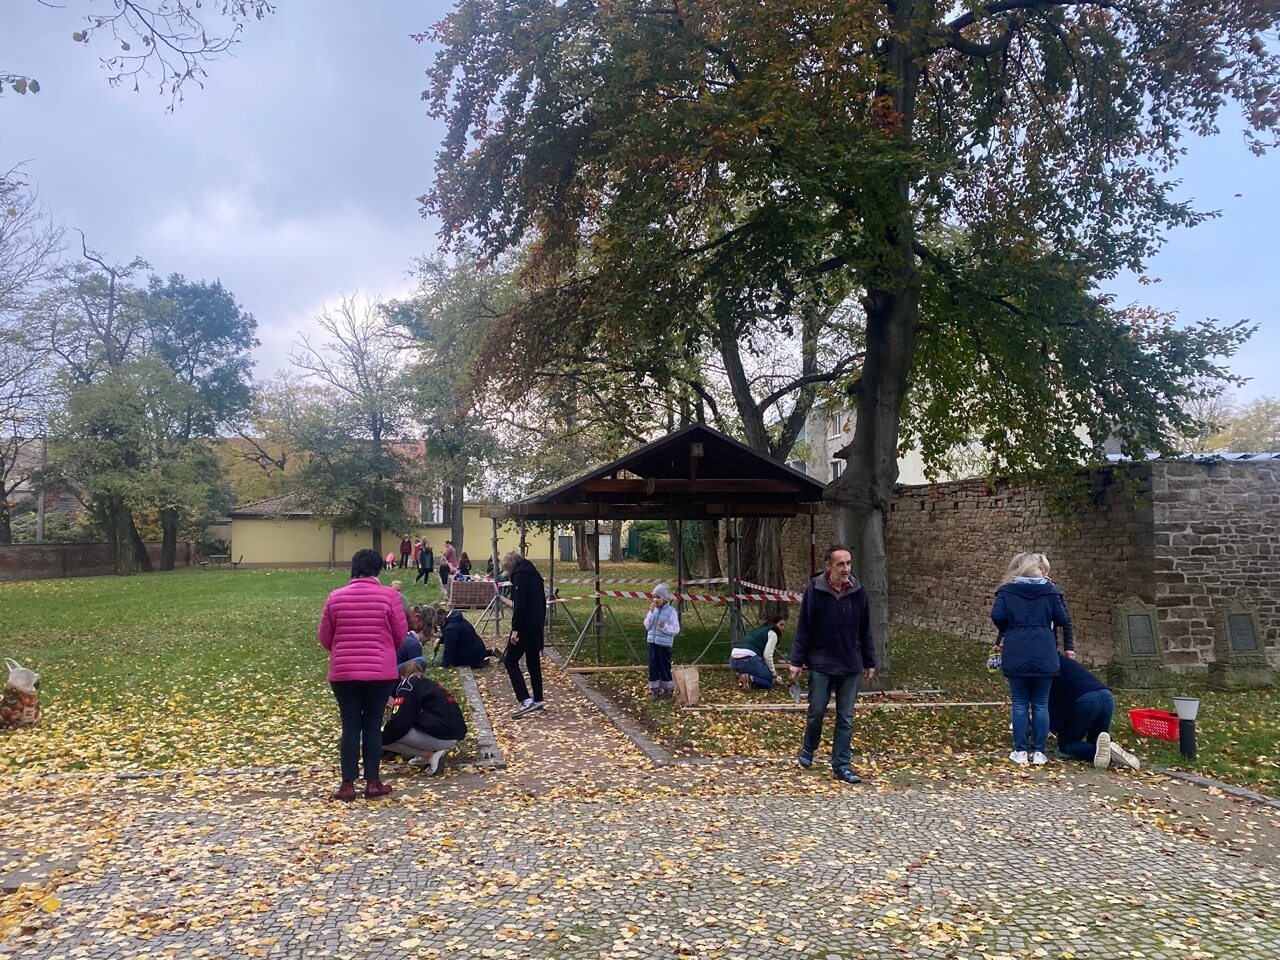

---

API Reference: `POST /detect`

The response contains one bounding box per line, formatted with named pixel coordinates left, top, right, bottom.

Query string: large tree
left=136, top=273, right=257, bottom=567
left=288, top=296, right=413, bottom=555
left=423, top=0, right=1273, bottom=679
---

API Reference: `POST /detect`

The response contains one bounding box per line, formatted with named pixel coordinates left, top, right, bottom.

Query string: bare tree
left=289, top=295, right=413, bottom=555
left=5, top=1, right=274, bottom=107
left=0, top=170, right=62, bottom=543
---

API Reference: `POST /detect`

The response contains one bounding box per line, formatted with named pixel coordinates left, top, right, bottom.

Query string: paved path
left=3, top=653, right=1280, bottom=960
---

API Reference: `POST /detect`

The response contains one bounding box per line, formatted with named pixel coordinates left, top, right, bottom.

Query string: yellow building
left=227, top=496, right=549, bottom=569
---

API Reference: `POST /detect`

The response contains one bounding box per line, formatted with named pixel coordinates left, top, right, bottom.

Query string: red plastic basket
left=1129, top=708, right=1180, bottom=741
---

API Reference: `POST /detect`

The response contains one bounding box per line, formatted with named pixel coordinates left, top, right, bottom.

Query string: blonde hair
left=1002, top=552, right=1050, bottom=584
left=390, top=581, right=403, bottom=592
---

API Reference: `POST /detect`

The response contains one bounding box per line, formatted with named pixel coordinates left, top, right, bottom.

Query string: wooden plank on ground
left=680, top=701, right=1003, bottom=713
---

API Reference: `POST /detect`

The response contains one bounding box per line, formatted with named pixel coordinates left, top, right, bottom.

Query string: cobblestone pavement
left=3, top=656, right=1280, bottom=960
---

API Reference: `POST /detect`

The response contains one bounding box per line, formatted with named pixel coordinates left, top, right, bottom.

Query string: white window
left=827, top=413, right=842, bottom=440
left=829, top=459, right=844, bottom=482
left=424, top=498, right=444, bottom=525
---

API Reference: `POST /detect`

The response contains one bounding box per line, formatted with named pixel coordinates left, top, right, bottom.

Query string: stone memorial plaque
left=1126, top=613, right=1157, bottom=656
left=1228, top=612, right=1259, bottom=653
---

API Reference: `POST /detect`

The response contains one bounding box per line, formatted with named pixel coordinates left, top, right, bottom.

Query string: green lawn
left=2, top=565, right=1277, bottom=796
left=0, top=568, right=451, bottom=773
left=553, top=571, right=1280, bottom=797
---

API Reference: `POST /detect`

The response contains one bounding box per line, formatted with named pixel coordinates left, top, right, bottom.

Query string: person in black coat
left=1049, top=654, right=1141, bottom=770
left=501, top=550, right=546, bottom=718
left=430, top=606, right=494, bottom=669
left=382, top=661, right=468, bottom=775
left=991, top=552, right=1073, bottom=768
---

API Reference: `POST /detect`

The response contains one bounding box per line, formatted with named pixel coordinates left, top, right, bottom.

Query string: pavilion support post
left=547, top=523, right=556, bottom=630
left=809, top=506, right=817, bottom=578
left=490, top=517, right=504, bottom=635
left=676, top=519, right=685, bottom=620
left=519, top=518, right=528, bottom=556
left=593, top=515, right=603, bottom=662
left=727, top=514, right=742, bottom=645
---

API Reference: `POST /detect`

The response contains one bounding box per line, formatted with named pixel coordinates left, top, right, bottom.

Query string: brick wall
left=781, top=460, right=1280, bottom=671
left=0, top=542, right=194, bottom=582
left=782, top=468, right=1154, bottom=663
left=1152, top=461, right=1280, bottom=668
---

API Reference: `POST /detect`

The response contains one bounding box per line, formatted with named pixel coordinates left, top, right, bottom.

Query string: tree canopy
left=423, top=0, right=1279, bottom=677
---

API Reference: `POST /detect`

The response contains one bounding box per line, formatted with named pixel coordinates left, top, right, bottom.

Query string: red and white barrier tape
left=547, top=589, right=801, bottom=605
left=548, top=576, right=729, bottom=586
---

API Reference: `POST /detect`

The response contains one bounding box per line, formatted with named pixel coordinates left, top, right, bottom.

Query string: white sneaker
left=511, top=699, right=535, bottom=718
left=1110, top=740, right=1141, bottom=771
left=1032, top=752, right=1049, bottom=766
left=1009, top=750, right=1029, bottom=767
left=1094, top=732, right=1113, bottom=770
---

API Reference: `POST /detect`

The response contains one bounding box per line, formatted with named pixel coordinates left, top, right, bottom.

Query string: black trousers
left=330, top=679, right=396, bottom=782
left=504, top=643, right=544, bottom=704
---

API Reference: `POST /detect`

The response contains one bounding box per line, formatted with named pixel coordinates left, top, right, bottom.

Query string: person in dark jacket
left=730, top=615, right=786, bottom=691
left=991, top=552, right=1073, bottom=768
left=431, top=606, right=494, bottom=669
left=382, top=661, right=468, bottom=775
left=789, top=545, right=877, bottom=785
left=399, top=533, right=413, bottom=569
left=501, top=550, right=546, bottom=718
left=414, top=541, right=432, bottom=584
left=1049, top=654, right=1141, bottom=770
left=396, top=606, right=430, bottom=667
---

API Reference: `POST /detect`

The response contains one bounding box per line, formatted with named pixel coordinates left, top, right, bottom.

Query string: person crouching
left=382, top=661, right=468, bottom=775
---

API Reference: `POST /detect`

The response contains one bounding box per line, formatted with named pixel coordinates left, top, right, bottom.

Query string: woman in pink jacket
left=318, top=548, right=408, bottom=801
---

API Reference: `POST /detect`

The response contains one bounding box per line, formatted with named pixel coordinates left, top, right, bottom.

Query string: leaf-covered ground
left=0, top=568, right=451, bottom=773
left=1, top=566, right=1277, bottom=798
left=552, top=584, right=1280, bottom=798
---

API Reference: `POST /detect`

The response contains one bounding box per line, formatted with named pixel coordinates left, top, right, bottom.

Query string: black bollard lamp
left=1172, top=696, right=1200, bottom=761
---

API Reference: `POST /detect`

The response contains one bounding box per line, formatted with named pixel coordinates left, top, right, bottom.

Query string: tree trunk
left=0, top=505, right=11, bottom=545
left=160, top=507, right=179, bottom=571
left=130, top=512, right=154, bottom=573
left=700, top=520, right=722, bottom=578
left=574, top=522, right=591, bottom=571
left=828, top=288, right=920, bottom=687
left=609, top=519, right=623, bottom=562
left=107, top=498, right=138, bottom=575
left=449, top=482, right=466, bottom=554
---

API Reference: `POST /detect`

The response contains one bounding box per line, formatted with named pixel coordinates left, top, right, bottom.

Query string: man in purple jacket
left=789, top=545, right=877, bottom=785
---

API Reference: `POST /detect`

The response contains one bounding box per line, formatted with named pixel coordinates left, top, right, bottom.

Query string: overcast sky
left=3, top=3, right=1277, bottom=401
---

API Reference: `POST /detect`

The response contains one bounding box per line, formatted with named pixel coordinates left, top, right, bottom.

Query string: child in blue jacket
left=644, top=583, right=681, bottom=701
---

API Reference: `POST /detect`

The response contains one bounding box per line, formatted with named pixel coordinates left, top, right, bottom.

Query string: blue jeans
left=802, top=670, right=861, bottom=772
left=1057, top=689, right=1115, bottom=761
left=1008, top=675, right=1053, bottom=754
left=730, top=654, right=775, bottom=689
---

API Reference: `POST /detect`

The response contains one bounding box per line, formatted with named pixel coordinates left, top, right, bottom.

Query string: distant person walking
left=991, top=552, right=1073, bottom=768
left=501, top=550, right=546, bottom=718
left=789, top=545, right=877, bottom=785
left=399, top=533, right=413, bottom=569
left=414, top=541, right=432, bottom=584
left=318, top=548, right=407, bottom=801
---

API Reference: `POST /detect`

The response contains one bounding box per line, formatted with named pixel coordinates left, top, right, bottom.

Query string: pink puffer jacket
left=317, top=577, right=407, bottom=682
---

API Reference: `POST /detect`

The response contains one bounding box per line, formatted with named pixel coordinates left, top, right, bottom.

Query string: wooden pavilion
left=481, top=424, right=828, bottom=660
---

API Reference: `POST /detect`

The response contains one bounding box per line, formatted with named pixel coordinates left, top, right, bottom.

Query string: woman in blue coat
left=991, top=552, right=1074, bottom=767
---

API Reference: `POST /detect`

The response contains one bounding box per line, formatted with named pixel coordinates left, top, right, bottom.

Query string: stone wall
left=780, top=460, right=1280, bottom=672
left=782, top=468, right=1155, bottom=664
left=0, top=542, right=193, bottom=582
left=1152, top=461, right=1280, bottom=669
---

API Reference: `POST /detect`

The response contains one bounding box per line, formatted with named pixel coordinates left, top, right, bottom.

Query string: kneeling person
left=730, top=615, right=785, bottom=690
left=1048, top=653, right=1139, bottom=770
left=382, top=661, right=468, bottom=774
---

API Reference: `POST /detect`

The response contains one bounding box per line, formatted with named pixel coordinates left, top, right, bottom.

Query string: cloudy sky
left=3, top=2, right=1277, bottom=401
